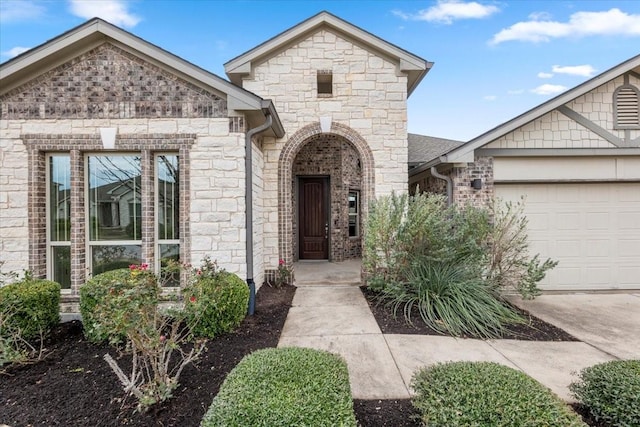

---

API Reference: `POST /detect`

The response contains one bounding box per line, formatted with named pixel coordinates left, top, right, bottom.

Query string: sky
left=1, top=0, right=639, bottom=142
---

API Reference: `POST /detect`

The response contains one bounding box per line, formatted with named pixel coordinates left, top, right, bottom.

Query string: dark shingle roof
left=408, top=133, right=464, bottom=168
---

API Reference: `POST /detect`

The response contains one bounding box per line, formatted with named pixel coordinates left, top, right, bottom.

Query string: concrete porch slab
left=291, top=286, right=368, bottom=307
left=487, top=340, right=615, bottom=401
left=279, top=334, right=410, bottom=399
left=280, top=305, right=381, bottom=337
left=511, top=294, right=640, bottom=359
left=384, top=335, right=518, bottom=395
left=293, top=260, right=362, bottom=286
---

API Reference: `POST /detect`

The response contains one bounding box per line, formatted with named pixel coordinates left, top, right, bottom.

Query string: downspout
left=245, top=113, right=273, bottom=315
left=431, top=166, right=453, bottom=206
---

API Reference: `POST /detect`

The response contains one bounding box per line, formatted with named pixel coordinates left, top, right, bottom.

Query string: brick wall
left=0, top=43, right=227, bottom=120
left=292, top=134, right=362, bottom=261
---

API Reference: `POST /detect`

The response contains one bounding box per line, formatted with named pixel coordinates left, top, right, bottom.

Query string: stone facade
left=0, top=45, right=252, bottom=299
left=242, top=28, right=408, bottom=267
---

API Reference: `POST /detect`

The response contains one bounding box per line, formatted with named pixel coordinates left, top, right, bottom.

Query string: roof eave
left=0, top=18, right=268, bottom=113
left=224, top=11, right=430, bottom=94
left=442, top=53, right=640, bottom=163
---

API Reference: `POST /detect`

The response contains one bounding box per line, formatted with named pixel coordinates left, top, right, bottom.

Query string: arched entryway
left=278, top=122, right=374, bottom=265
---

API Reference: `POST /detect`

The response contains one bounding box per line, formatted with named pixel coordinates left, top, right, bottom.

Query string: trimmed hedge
left=201, top=347, right=357, bottom=427
left=412, top=361, right=585, bottom=426
left=79, top=268, right=157, bottom=343
left=183, top=271, right=249, bottom=339
left=570, top=360, right=640, bottom=427
left=0, top=278, right=60, bottom=340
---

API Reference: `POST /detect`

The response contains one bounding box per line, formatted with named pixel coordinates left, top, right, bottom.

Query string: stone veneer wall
left=0, top=43, right=251, bottom=308
left=242, top=28, right=408, bottom=267
left=292, top=134, right=362, bottom=261
left=0, top=116, right=248, bottom=305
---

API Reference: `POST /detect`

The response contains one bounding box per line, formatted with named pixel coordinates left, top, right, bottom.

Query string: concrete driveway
left=511, top=293, right=640, bottom=360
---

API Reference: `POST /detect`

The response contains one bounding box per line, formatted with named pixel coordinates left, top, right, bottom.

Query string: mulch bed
left=361, top=286, right=578, bottom=341
left=1, top=284, right=596, bottom=427
left=1, top=284, right=296, bottom=427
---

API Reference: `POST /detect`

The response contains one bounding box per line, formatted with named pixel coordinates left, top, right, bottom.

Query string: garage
left=495, top=182, right=640, bottom=291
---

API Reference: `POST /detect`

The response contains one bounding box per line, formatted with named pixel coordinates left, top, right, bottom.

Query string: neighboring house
left=0, top=12, right=431, bottom=310
left=410, top=55, right=640, bottom=291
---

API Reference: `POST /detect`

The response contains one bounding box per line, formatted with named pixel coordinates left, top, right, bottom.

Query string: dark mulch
left=354, top=399, right=421, bottom=427
left=0, top=283, right=591, bottom=427
left=1, top=284, right=296, bottom=427
left=361, top=286, right=578, bottom=341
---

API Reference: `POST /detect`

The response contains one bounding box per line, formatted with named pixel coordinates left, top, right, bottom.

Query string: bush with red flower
left=182, top=256, right=249, bottom=339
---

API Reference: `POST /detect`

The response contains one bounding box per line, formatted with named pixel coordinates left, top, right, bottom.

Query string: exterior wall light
left=471, top=178, right=482, bottom=190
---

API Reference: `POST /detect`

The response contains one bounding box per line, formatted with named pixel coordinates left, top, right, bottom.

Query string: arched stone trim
left=277, top=122, right=375, bottom=264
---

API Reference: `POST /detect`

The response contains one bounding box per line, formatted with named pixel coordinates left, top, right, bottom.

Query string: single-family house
left=0, top=12, right=430, bottom=311
left=0, top=11, right=638, bottom=314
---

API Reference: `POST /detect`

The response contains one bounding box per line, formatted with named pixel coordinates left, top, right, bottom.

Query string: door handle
left=324, top=223, right=329, bottom=239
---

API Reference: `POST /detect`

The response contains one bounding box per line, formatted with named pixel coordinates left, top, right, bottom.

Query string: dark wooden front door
left=298, top=177, right=329, bottom=260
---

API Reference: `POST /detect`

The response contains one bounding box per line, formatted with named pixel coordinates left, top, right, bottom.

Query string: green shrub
left=202, top=347, right=356, bottom=427
left=79, top=267, right=157, bottom=344
left=0, top=278, right=60, bottom=340
left=183, top=265, right=249, bottom=339
left=380, top=260, right=523, bottom=338
left=412, top=361, right=585, bottom=427
left=570, top=360, right=640, bottom=427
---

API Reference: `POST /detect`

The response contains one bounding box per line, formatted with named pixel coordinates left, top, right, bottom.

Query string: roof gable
left=0, top=18, right=284, bottom=135
left=440, top=54, right=640, bottom=164
left=224, top=11, right=432, bottom=96
left=1, top=43, right=227, bottom=120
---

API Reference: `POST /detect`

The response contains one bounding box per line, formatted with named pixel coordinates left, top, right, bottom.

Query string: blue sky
left=1, top=0, right=639, bottom=141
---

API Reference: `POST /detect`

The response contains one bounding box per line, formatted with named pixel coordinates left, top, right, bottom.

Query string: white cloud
left=0, top=0, right=45, bottom=22
left=537, top=72, right=553, bottom=79
left=1, top=46, right=31, bottom=58
left=491, top=8, right=640, bottom=44
left=551, top=64, right=597, bottom=77
left=507, top=89, right=524, bottom=95
left=484, top=95, right=497, bottom=101
left=68, top=0, right=140, bottom=27
left=394, top=1, right=500, bottom=25
left=531, top=84, right=567, bottom=95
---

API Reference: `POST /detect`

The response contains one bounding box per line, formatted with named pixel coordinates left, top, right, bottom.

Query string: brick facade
left=410, top=157, right=495, bottom=208
left=0, top=43, right=227, bottom=120
left=292, top=133, right=362, bottom=261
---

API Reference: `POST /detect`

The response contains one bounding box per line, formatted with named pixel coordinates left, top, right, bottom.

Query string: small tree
left=485, top=199, right=558, bottom=299
left=96, top=263, right=205, bottom=411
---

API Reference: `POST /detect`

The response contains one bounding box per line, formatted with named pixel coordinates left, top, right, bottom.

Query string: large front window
left=45, top=151, right=181, bottom=287
left=88, top=155, right=142, bottom=275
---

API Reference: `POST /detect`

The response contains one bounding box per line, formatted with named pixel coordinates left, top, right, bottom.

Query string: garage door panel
left=495, top=183, right=640, bottom=290
left=620, top=267, right=640, bottom=285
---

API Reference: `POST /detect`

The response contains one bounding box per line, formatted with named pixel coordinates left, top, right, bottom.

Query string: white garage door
left=495, top=183, right=640, bottom=291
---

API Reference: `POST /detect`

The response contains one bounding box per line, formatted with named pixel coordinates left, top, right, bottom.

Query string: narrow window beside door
left=348, top=190, right=359, bottom=237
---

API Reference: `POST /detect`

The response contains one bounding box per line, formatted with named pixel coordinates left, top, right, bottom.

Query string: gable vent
left=614, top=84, right=640, bottom=129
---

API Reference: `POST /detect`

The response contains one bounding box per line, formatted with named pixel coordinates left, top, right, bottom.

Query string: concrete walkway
left=279, top=285, right=638, bottom=402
